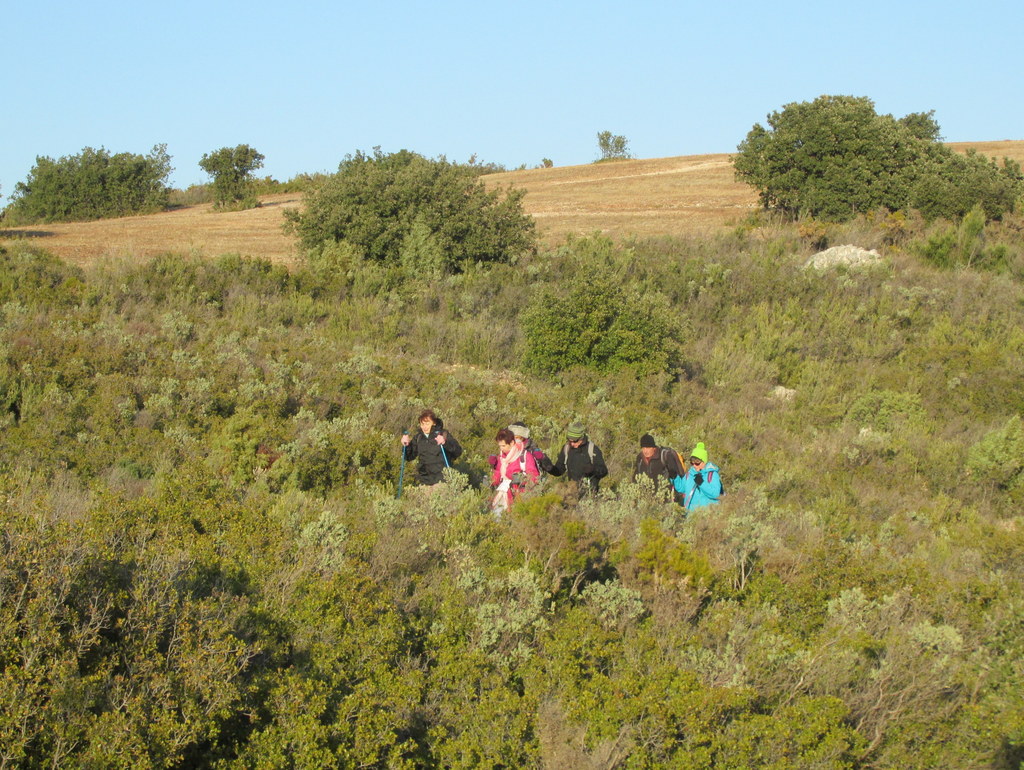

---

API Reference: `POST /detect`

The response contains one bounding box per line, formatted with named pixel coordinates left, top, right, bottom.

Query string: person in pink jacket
left=490, top=427, right=539, bottom=515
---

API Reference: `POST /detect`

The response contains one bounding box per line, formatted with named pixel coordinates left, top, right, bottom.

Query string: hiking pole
left=396, top=431, right=409, bottom=499
left=440, top=444, right=451, bottom=469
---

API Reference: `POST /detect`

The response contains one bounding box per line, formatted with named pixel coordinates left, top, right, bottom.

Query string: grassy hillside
left=1, top=141, right=1024, bottom=767
left=3, top=141, right=1022, bottom=265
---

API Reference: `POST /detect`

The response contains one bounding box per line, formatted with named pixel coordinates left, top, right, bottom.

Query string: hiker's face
left=690, top=457, right=705, bottom=471
left=497, top=440, right=513, bottom=454
left=569, top=437, right=585, bottom=448
left=419, top=418, right=434, bottom=434
left=641, top=446, right=657, bottom=460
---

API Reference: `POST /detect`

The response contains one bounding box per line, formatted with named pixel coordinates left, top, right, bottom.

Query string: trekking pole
left=396, top=431, right=409, bottom=499
left=440, top=444, right=451, bottom=469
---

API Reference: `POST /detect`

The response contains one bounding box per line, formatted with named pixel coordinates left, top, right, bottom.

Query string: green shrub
left=632, top=517, right=716, bottom=589
left=5, top=145, right=172, bottom=224
left=734, top=95, right=1022, bottom=222
left=915, top=205, right=1010, bottom=270
left=967, top=416, right=1024, bottom=495
left=285, top=148, right=535, bottom=272
left=521, top=237, right=680, bottom=376
left=198, top=144, right=265, bottom=210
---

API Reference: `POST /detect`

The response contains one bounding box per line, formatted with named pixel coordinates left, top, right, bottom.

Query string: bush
left=733, top=95, right=1022, bottom=222
left=915, top=205, right=1011, bottom=271
left=198, top=145, right=265, bottom=210
left=5, top=145, right=172, bottom=224
left=967, top=416, right=1024, bottom=495
left=285, top=148, right=535, bottom=272
left=521, top=237, right=681, bottom=376
left=909, top=150, right=1023, bottom=221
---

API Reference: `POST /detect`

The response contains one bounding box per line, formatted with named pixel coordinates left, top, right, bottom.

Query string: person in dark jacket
left=632, top=433, right=685, bottom=493
left=549, top=422, right=608, bottom=499
left=400, top=409, right=463, bottom=486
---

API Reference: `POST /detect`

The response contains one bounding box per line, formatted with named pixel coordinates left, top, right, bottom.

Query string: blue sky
left=2, top=0, right=1021, bottom=206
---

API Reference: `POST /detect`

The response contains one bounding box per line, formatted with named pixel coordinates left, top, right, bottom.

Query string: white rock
left=771, top=385, right=797, bottom=401
left=804, top=244, right=882, bottom=270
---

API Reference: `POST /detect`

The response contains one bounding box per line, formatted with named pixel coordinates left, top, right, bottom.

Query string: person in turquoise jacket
left=673, top=442, right=722, bottom=512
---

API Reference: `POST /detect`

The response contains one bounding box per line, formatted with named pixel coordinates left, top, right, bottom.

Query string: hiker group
left=398, top=410, right=722, bottom=514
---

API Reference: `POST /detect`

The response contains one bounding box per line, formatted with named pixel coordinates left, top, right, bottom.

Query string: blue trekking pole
left=396, top=430, right=409, bottom=499
left=440, top=443, right=451, bottom=469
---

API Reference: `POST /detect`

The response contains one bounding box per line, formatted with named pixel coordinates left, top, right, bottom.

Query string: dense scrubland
left=3, top=199, right=1024, bottom=767
left=3, top=94, right=1024, bottom=766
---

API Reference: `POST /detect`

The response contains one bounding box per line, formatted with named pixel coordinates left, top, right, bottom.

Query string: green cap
left=690, top=442, right=708, bottom=463
left=566, top=422, right=586, bottom=440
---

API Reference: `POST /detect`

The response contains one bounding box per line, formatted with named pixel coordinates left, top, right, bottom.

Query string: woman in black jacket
left=400, top=409, right=463, bottom=486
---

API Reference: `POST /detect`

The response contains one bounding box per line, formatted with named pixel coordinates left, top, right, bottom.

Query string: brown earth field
left=2, top=141, right=1022, bottom=268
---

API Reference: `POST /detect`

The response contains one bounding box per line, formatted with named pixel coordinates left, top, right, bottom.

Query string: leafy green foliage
left=521, top=236, right=681, bottom=376
left=4, top=144, right=172, bottom=224
left=285, top=148, right=536, bottom=272
left=2, top=198, right=1024, bottom=767
left=734, top=95, right=1023, bottom=222
left=915, top=204, right=1011, bottom=270
left=908, top=150, right=1023, bottom=222
left=198, top=144, right=265, bottom=210
left=967, top=416, right=1024, bottom=496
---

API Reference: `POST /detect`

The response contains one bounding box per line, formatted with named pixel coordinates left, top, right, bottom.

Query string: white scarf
left=492, top=445, right=524, bottom=512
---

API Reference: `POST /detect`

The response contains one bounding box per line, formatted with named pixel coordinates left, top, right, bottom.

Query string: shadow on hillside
left=0, top=229, right=55, bottom=239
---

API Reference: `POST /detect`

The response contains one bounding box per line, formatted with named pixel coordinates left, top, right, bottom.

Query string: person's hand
left=401, top=434, right=411, bottom=446
left=487, top=455, right=498, bottom=469
left=693, top=472, right=703, bottom=487
left=435, top=434, right=446, bottom=446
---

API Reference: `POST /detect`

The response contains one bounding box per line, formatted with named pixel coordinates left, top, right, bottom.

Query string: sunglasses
left=689, top=458, right=704, bottom=465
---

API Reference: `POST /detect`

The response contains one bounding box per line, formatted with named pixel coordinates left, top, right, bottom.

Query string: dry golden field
left=2, top=141, right=1022, bottom=267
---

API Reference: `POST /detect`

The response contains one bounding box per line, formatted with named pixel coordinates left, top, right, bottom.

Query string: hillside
left=0, top=141, right=1021, bottom=266
left=483, top=152, right=756, bottom=241
left=2, top=140, right=1024, bottom=766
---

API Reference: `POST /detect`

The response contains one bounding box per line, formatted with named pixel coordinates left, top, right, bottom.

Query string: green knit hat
left=689, top=442, right=708, bottom=463
left=566, top=422, right=586, bottom=440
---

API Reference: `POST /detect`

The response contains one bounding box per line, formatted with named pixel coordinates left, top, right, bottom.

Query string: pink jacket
left=490, top=446, right=539, bottom=512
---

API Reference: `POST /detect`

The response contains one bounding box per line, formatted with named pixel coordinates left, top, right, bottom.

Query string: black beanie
left=640, top=433, right=657, bottom=448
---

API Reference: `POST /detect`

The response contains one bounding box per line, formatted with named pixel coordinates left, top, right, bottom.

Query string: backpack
left=635, top=447, right=686, bottom=478
left=563, top=440, right=596, bottom=465
left=661, top=447, right=686, bottom=478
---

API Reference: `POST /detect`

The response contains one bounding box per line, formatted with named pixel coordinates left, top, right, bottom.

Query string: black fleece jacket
left=404, top=426, right=463, bottom=485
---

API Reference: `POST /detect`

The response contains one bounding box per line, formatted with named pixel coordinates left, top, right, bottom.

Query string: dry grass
left=485, top=152, right=758, bottom=243
left=0, top=194, right=305, bottom=267
left=2, top=141, right=1021, bottom=266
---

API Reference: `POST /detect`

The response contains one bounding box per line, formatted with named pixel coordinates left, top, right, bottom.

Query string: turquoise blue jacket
left=673, top=462, right=722, bottom=511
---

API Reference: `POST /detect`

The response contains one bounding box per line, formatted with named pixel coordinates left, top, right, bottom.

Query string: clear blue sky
left=2, top=0, right=1021, bottom=206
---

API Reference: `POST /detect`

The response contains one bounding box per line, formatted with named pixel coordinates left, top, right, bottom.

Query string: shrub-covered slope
left=1, top=221, right=1023, bottom=767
